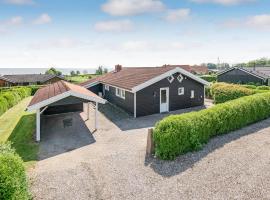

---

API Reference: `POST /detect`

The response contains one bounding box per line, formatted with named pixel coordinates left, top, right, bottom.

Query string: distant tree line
left=236, top=57, right=270, bottom=68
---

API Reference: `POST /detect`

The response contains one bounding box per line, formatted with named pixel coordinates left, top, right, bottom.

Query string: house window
left=178, top=87, right=184, bottom=95
left=105, top=85, right=109, bottom=91
left=191, top=90, right=195, bottom=99
left=121, top=90, right=125, bottom=99
left=177, top=74, right=183, bottom=83
left=167, top=75, right=174, bottom=83
left=115, top=88, right=125, bottom=99
left=116, top=88, right=121, bottom=96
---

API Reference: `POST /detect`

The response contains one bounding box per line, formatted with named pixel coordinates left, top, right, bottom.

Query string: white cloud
left=94, top=19, right=133, bottom=32
left=190, top=0, right=255, bottom=5
left=246, top=14, right=270, bottom=29
left=0, top=16, right=23, bottom=34
left=2, top=0, right=34, bottom=5
left=6, top=16, right=23, bottom=25
left=223, top=14, right=270, bottom=30
left=165, top=9, right=191, bottom=23
left=101, top=0, right=165, bottom=16
left=33, top=13, right=52, bottom=25
left=30, top=38, right=88, bottom=49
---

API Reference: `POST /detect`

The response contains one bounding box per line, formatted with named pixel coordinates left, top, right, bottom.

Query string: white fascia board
left=84, top=81, right=100, bottom=89
left=69, top=91, right=106, bottom=104
left=27, top=91, right=106, bottom=111
left=217, top=67, right=266, bottom=80
left=216, top=67, right=235, bottom=76
left=27, top=91, right=71, bottom=111
left=131, top=67, right=210, bottom=93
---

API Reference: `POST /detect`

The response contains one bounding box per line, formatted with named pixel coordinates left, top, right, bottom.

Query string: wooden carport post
left=95, top=102, right=98, bottom=130
left=36, top=108, right=40, bottom=142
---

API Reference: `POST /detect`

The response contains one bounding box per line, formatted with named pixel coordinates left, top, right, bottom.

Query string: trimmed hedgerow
left=0, top=87, right=32, bottom=117
left=211, top=82, right=255, bottom=104
left=200, top=75, right=217, bottom=82
left=257, top=85, right=270, bottom=90
left=0, top=143, right=30, bottom=200
left=153, top=92, right=270, bottom=160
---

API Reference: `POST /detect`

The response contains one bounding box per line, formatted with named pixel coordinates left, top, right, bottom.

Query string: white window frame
left=116, top=88, right=121, bottom=97
left=167, top=75, right=174, bottom=83
left=177, top=74, right=183, bottom=83
left=121, top=90, right=125, bottom=99
left=191, top=90, right=195, bottom=99
left=178, top=87, right=184, bottom=95
left=105, top=85, right=109, bottom=91
left=115, top=87, right=125, bottom=99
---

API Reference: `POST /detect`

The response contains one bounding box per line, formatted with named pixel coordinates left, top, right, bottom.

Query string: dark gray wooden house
left=81, top=65, right=209, bottom=117
left=0, top=74, right=64, bottom=87
left=217, top=67, right=270, bottom=85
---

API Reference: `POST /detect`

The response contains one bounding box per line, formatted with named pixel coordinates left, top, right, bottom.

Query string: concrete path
left=28, top=104, right=270, bottom=200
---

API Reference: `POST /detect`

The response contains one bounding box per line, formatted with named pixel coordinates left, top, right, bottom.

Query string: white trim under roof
left=131, top=67, right=210, bottom=93
left=83, top=81, right=100, bottom=88
left=217, top=67, right=266, bottom=80
left=27, top=90, right=106, bottom=112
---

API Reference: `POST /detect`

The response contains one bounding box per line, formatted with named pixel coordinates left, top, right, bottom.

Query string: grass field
left=65, top=74, right=99, bottom=84
left=0, top=97, right=38, bottom=167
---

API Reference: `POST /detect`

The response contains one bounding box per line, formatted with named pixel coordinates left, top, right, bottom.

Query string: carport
left=27, top=80, right=106, bottom=142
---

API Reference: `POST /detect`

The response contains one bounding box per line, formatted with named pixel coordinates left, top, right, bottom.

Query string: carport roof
left=27, top=80, right=106, bottom=111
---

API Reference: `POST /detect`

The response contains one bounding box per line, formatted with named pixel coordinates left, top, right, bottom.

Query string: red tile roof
left=28, top=80, right=104, bottom=108
left=80, top=65, right=207, bottom=90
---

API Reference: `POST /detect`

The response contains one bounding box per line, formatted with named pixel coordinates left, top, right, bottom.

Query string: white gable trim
left=131, top=67, right=210, bottom=93
left=217, top=67, right=266, bottom=80
left=27, top=91, right=106, bottom=111
left=84, top=81, right=100, bottom=89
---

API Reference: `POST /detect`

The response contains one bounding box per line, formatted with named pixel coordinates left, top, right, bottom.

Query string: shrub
left=28, top=85, right=41, bottom=95
left=242, top=84, right=257, bottom=89
left=205, top=86, right=212, bottom=99
left=0, top=143, right=30, bottom=200
left=257, top=85, right=270, bottom=90
left=200, top=75, right=217, bottom=82
left=211, top=82, right=255, bottom=104
left=153, top=92, right=270, bottom=160
left=0, top=87, right=32, bottom=117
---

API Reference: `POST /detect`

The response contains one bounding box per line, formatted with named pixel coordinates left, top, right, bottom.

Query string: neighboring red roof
left=80, top=65, right=208, bottom=90
left=28, top=80, right=104, bottom=107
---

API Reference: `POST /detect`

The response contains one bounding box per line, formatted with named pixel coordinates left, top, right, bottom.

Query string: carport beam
left=95, top=102, right=98, bottom=130
left=36, top=108, right=41, bottom=142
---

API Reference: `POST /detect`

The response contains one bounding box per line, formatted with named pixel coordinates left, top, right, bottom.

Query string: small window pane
left=178, top=87, right=184, bottom=95
left=161, top=90, right=167, bottom=103
left=191, top=90, right=195, bottom=98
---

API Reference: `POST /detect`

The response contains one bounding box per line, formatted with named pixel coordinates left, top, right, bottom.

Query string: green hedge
left=0, top=87, right=32, bottom=117
left=200, top=75, right=217, bottom=82
left=211, top=83, right=255, bottom=104
left=153, top=92, right=270, bottom=160
left=257, top=85, right=270, bottom=90
left=0, top=143, right=30, bottom=200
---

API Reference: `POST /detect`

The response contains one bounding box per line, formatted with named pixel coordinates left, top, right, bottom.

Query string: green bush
left=205, top=86, right=212, bottom=99
left=257, top=85, right=270, bottom=90
left=28, top=85, right=42, bottom=95
left=211, top=82, right=255, bottom=104
left=0, top=143, right=30, bottom=200
left=200, top=75, right=217, bottom=82
left=242, top=84, right=257, bottom=89
left=0, top=87, right=32, bottom=117
left=153, top=92, right=270, bottom=160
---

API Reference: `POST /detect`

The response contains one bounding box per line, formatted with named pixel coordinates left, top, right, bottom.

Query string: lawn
left=0, top=97, right=38, bottom=167
left=65, top=74, right=99, bottom=84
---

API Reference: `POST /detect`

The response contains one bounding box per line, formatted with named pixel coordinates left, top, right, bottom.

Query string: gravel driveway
left=29, top=104, right=270, bottom=200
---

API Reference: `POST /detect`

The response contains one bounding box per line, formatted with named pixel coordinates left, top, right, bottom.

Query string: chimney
left=115, top=64, right=122, bottom=72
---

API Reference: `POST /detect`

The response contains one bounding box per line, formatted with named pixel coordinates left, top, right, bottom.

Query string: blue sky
left=0, top=0, right=270, bottom=68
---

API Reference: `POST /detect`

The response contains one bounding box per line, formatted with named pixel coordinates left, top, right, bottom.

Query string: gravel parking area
left=29, top=104, right=270, bottom=200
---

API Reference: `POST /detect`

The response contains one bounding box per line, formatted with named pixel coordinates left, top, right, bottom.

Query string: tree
left=95, top=66, right=108, bottom=75
left=45, top=67, right=62, bottom=76
left=207, top=63, right=217, bottom=69
left=76, top=70, right=80, bottom=75
left=70, top=70, right=76, bottom=76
